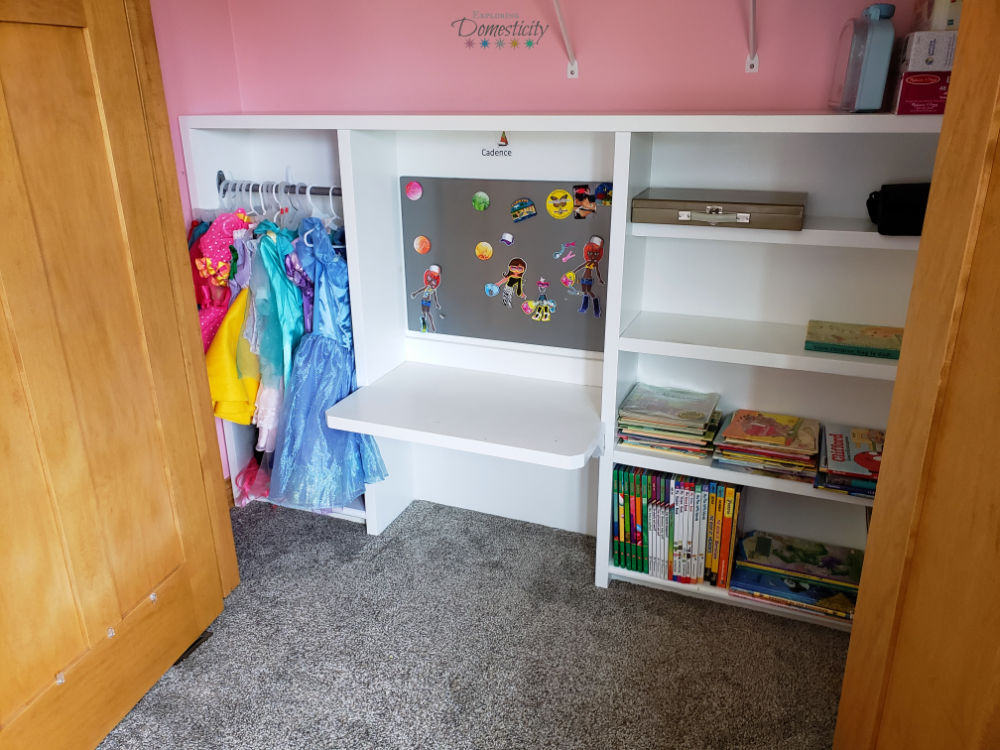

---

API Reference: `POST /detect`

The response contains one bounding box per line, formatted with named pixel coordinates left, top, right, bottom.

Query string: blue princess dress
left=271, top=218, right=387, bottom=512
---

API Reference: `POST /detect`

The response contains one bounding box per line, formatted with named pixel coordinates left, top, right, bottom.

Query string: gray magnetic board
left=400, top=176, right=613, bottom=352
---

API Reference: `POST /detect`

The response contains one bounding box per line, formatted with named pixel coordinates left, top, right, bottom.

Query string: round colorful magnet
left=413, top=235, right=431, bottom=255
left=484, top=283, right=500, bottom=297
left=561, top=271, right=577, bottom=287
left=546, top=189, right=573, bottom=219
left=510, top=197, right=536, bottom=223
left=472, top=191, right=491, bottom=211
left=475, top=241, right=494, bottom=261
left=500, top=232, right=514, bottom=246
left=595, top=182, right=613, bottom=206
left=405, top=181, right=423, bottom=200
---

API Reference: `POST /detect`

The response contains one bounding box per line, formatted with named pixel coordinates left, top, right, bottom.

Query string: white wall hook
left=553, top=0, right=579, bottom=79
left=746, top=0, right=759, bottom=73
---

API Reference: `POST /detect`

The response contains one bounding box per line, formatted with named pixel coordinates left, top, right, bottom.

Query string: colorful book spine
left=706, top=482, right=716, bottom=584
left=726, top=488, right=742, bottom=586
left=623, top=467, right=633, bottom=570
left=711, top=485, right=724, bottom=585
left=664, top=476, right=677, bottom=581
left=611, top=465, right=616, bottom=566
left=684, top=477, right=694, bottom=584
left=618, top=468, right=626, bottom=568
left=717, top=486, right=736, bottom=588
left=640, top=471, right=651, bottom=573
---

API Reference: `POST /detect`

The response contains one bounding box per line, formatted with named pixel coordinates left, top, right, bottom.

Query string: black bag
left=866, top=183, right=931, bottom=236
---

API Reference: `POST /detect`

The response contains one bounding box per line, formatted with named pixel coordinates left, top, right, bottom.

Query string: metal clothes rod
left=216, top=170, right=342, bottom=197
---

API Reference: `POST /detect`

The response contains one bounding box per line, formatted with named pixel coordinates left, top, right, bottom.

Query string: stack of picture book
left=611, top=465, right=744, bottom=587
left=713, top=409, right=820, bottom=482
left=616, top=383, right=722, bottom=459
left=729, top=530, right=864, bottom=622
left=804, top=319, right=903, bottom=360
left=814, top=424, right=884, bottom=499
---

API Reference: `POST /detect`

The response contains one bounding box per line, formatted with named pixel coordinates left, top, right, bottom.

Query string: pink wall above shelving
left=149, top=0, right=917, bottom=219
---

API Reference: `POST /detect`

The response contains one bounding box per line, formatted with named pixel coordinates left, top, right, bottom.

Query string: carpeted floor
left=100, top=501, right=848, bottom=750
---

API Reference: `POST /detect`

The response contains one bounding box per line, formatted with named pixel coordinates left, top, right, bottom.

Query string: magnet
left=405, top=181, right=423, bottom=200
left=546, top=189, right=573, bottom=219
left=413, top=235, right=432, bottom=255
left=475, top=241, right=494, bottom=261
left=510, top=197, right=537, bottom=223
left=595, top=182, right=613, bottom=206
left=527, top=278, right=555, bottom=322
left=484, top=283, right=500, bottom=297
left=500, top=232, right=514, bottom=246
left=553, top=241, right=575, bottom=259
left=409, top=264, right=443, bottom=332
left=561, top=270, right=577, bottom=287
left=573, top=184, right=596, bottom=219
left=489, top=257, right=528, bottom=309
left=472, top=191, right=491, bottom=211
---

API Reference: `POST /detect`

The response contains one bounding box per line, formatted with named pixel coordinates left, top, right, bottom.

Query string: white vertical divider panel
left=338, top=129, right=406, bottom=387
left=339, top=129, right=414, bottom=534
left=595, top=132, right=639, bottom=587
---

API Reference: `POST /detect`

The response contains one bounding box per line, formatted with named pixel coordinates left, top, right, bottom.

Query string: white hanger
left=305, top=184, right=320, bottom=218
left=217, top=178, right=231, bottom=210
left=326, top=186, right=342, bottom=229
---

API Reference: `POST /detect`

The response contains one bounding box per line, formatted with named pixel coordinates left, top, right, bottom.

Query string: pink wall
left=150, top=0, right=916, bottom=218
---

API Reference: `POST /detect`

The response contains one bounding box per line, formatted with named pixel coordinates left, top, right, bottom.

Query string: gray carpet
left=100, top=501, right=848, bottom=749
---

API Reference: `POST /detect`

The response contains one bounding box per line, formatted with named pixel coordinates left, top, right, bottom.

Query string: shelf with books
left=612, top=445, right=874, bottom=508
left=630, top=215, right=921, bottom=251
left=325, top=361, right=603, bottom=470
left=618, top=312, right=898, bottom=381
left=608, top=567, right=852, bottom=632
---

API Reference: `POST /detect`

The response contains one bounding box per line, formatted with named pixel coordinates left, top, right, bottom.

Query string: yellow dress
left=205, top=288, right=260, bottom=425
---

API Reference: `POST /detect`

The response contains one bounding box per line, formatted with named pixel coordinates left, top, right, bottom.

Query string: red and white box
left=892, top=71, right=951, bottom=115
left=891, top=31, right=957, bottom=115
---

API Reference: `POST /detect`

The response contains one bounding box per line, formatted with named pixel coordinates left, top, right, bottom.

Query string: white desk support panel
left=326, top=363, right=603, bottom=470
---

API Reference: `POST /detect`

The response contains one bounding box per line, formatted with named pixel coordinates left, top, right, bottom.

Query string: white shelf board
left=326, top=362, right=603, bottom=470
left=612, top=446, right=873, bottom=507
left=182, top=113, right=942, bottom=135
left=608, top=567, right=852, bottom=632
left=631, top=216, right=921, bottom=251
left=618, top=311, right=898, bottom=381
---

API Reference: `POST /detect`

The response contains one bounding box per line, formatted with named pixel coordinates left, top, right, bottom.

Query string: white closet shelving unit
left=180, top=113, right=941, bottom=631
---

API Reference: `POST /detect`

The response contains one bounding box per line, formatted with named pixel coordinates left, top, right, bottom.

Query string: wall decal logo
left=452, top=12, right=549, bottom=50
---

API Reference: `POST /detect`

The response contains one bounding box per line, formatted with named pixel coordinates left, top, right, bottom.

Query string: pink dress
left=193, top=212, right=249, bottom=351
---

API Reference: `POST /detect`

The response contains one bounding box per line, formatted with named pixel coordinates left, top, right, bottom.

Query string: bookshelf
left=618, top=311, right=898, bottom=380
left=631, top=215, right=921, bottom=251
left=180, top=113, right=939, bottom=626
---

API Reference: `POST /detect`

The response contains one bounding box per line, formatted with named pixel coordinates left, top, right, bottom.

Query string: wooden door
left=0, top=2, right=238, bottom=747
left=835, top=1, right=1000, bottom=747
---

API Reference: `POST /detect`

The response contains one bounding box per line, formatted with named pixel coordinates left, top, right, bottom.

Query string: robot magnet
left=410, top=264, right=444, bottom=332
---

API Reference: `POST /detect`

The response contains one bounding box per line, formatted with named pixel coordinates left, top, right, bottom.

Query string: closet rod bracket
left=552, top=0, right=579, bottom=79
left=745, top=0, right=759, bottom=73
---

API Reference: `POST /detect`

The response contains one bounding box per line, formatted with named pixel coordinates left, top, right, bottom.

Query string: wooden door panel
left=0, top=307, right=87, bottom=723
left=0, top=1, right=238, bottom=745
left=0, top=22, right=184, bottom=609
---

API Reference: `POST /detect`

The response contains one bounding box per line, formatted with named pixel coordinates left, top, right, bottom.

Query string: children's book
left=610, top=466, right=616, bottom=566
left=719, top=410, right=820, bottom=454
left=717, top=486, right=736, bottom=588
left=735, top=530, right=864, bottom=589
left=618, top=383, right=721, bottom=427
left=728, top=566, right=858, bottom=619
left=823, top=424, right=884, bottom=479
left=804, top=319, right=903, bottom=360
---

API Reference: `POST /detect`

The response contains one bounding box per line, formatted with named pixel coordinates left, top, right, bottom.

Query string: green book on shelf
left=642, top=471, right=650, bottom=574
left=804, top=319, right=903, bottom=359
left=612, top=466, right=620, bottom=567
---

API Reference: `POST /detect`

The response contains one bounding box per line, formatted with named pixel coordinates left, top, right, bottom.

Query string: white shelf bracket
left=553, top=0, right=579, bottom=79
left=745, top=0, right=759, bottom=73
